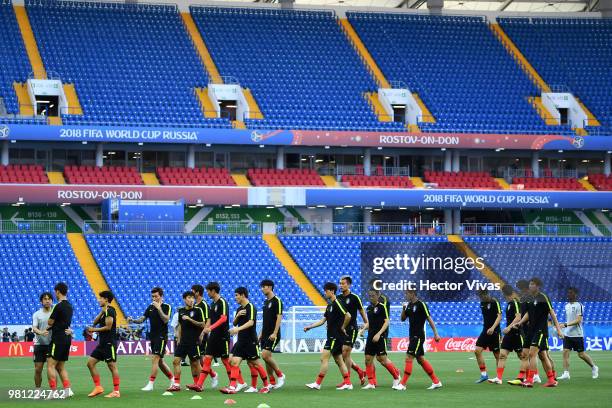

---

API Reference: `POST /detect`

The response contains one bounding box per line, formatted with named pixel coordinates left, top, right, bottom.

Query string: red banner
left=0, top=341, right=86, bottom=358
left=391, top=337, right=478, bottom=352
left=0, top=185, right=248, bottom=205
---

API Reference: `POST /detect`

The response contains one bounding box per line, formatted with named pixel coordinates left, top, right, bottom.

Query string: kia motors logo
left=0, top=125, right=9, bottom=139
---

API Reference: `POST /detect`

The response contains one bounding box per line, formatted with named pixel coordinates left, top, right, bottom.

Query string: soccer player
left=86, top=291, right=120, bottom=398
left=195, top=282, right=246, bottom=392
left=32, top=292, right=53, bottom=393
left=304, top=282, right=352, bottom=390
left=168, top=291, right=205, bottom=392
left=338, top=276, right=367, bottom=386
left=220, top=287, right=270, bottom=394
left=127, top=287, right=174, bottom=391
left=190, top=284, right=219, bottom=389
left=474, top=288, right=502, bottom=383
left=259, top=279, right=285, bottom=389
left=46, top=282, right=74, bottom=398
left=558, top=287, right=599, bottom=380
left=488, top=285, right=527, bottom=384
left=511, top=277, right=564, bottom=387
left=393, top=289, right=442, bottom=390
left=359, top=288, right=400, bottom=389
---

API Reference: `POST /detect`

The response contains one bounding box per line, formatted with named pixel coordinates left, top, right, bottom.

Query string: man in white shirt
left=558, top=287, right=599, bottom=380
left=31, top=292, right=53, bottom=392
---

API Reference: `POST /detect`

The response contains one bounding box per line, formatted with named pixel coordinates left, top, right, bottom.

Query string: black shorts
left=527, top=329, right=549, bottom=351
left=33, top=345, right=49, bottom=363
left=204, top=335, right=230, bottom=359
left=150, top=338, right=168, bottom=357
left=343, top=327, right=358, bottom=347
left=563, top=336, right=584, bottom=352
left=476, top=330, right=501, bottom=352
left=174, top=343, right=201, bottom=361
left=501, top=331, right=524, bottom=353
left=324, top=337, right=343, bottom=356
left=365, top=337, right=387, bottom=356
left=48, top=341, right=71, bottom=362
left=407, top=336, right=425, bottom=357
left=90, top=342, right=117, bottom=363
left=232, top=340, right=260, bottom=360
left=260, top=335, right=280, bottom=352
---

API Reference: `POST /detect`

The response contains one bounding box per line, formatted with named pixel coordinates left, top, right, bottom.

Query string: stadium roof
left=227, top=0, right=598, bottom=13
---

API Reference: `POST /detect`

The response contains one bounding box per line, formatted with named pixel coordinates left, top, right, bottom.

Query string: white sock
left=481, top=371, right=487, bottom=376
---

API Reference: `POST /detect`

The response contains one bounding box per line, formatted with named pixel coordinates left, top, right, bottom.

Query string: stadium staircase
left=13, top=5, right=46, bottom=79
left=231, top=174, right=251, bottom=187
left=262, top=234, right=326, bottom=306
left=67, top=233, right=127, bottom=325
left=181, top=12, right=222, bottom=85
left=12, top=82, right=34, bottom=116
left=141, top=173, right=160, bottom=185
left=47, top=171, right=65, bottom=184
left=447, top=235, right=506, bottom=288
left=320, top=175, right=338, bottom=187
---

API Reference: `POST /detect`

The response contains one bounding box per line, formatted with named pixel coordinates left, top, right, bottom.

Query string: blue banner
left=306, top=188, right=612, bottom=209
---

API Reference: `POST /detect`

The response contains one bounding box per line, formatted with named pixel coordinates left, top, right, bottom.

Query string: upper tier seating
left=424, top=171, right=499, bottom=189
left=85, top=234, right=313, bottom=320
left=64, top=165, right=142, bottom=185
left=341, top=175, right=414, bottom=188
left=513, top=177, right=585, bottom=190
left=0, top=234, right=97, bottom=325
left=0, top=2, right=31, bottom=115
left=347, top=13, right=575, bottom=135
left=190, top=7, right=405, bottom=132
left=0, top=164, right=48, bottom=184
left=157, top=167, right=236, bottom=186
left=588, top=174, right=612, bottom=191
left=247, top=168, right=324, bottom=186
left=25, top=1, right=231, bottom=128
left=499, top=18, right=612, bottom=134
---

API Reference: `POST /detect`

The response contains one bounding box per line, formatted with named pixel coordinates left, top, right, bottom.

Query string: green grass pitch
left=0, top=352, right=609, bottom=407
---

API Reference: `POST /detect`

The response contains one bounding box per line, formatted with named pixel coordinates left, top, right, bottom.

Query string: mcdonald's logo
left=8, top=342, right=24, bottom=357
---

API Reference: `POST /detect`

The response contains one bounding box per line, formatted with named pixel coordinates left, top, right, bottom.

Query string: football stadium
left=0, top=0, right=611, bottom=406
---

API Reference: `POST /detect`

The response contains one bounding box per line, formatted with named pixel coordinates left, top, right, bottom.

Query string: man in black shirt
left=393, top=289, right=442, bottom=391
left=474, top=289, right=502, bottom=383
left=220, top=287, right=270, bottom=394
left=358, top=288, right=400, bottom=389
left=128, top=287, right=174, bottom=391
left=304, top=282, right=352, bottom=390
left=46, top=282, right=74, bottom=398
left=196, top=282, right=246, bottom=392
left=190, top=284, right=219, bottom=390
left=488, top=285, right=527, bottom=384
left=338, top=276, right=368, bottom=386
left=168, top=291, right=205, bottom=392
left=259, top=279, right=285, bottom=389
left=86, top=291, right=120, bottom=398
left=512, top=277, right=563, bottom=388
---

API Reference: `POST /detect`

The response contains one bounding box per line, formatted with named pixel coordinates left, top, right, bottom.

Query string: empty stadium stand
left=512, top=176, right=585, bottom=190
left=0, top=2, right=30, bottom=116
left=156, top=167, right=236, bottom=186
left=499, top=18, right=612, bottom=133
left=589, top=174, right=612, bottom=191
left=0, top=164, right=48, bottom=184
left=190, top=7, right=405, bottom=132
left=0, top=234, right=97, bottom=325
left=247, top=168, right=324, bottom=186
left=25, top=1, right=231, bottom=128
left=85, top=234, right=314, bottom=319
left=424, top=171, right=500, bottom=189
left=64, top=165, right=142, bottom=185
left=341, top=175, right=414, bottom=188
left=347, top=13, right=575, bottom=135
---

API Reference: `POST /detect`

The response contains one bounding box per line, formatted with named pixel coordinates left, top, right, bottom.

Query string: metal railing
left=82, top=220, right=261, bottom=235
left=0, top=220, right=66, bottom=234
left=500, top=168, right=587, bottom=180
left=334, top=165, right=411, bottom=177
left=460, top=223, right=605, bottom=237
left=277, top=222, right=446, bottom=236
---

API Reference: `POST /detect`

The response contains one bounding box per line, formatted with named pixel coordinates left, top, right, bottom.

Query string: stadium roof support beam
left=427, top=0, right=444, bottom=14
left=406, top=0, right=428, bottom=8
left=499, top=0, right=514, bottom=11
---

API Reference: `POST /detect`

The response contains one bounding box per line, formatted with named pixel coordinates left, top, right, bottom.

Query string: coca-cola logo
left=444, top=337, right=477, bottom=351
left=395, top=337, right=409, bottom=352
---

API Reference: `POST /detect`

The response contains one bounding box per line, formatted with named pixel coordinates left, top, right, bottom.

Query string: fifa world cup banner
left=84, top=340, right=175, bottom=356
left=0, top=341, right=86, bottom=358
